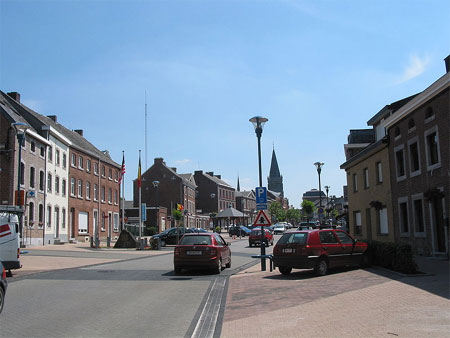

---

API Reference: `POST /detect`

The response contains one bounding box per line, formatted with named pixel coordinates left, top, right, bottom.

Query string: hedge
left=366, top=240, right=418, bottom=274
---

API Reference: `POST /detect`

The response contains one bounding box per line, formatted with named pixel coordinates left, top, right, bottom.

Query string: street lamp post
left=12, top=122, right=30, bottom=247
left=250, top=116, right=268, bottom=271
left=152, top=180, right=160, bottom=232
left=314, top=162, right=324, bottom=224
left=324, top=185, right=330, bottom=218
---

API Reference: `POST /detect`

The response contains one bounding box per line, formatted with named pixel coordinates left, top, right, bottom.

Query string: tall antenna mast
left=145, top=90, right=148, bottom=169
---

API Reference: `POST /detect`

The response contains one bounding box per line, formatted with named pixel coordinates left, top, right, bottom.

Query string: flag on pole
left=137, top=152, right=142, bottom=188
left=118, top=152, right=126, bottom=185
left=177, top=204, right=184, bottom=211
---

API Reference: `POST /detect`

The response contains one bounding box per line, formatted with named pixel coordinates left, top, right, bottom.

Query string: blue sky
left=1, top=0, right=449, bottom=206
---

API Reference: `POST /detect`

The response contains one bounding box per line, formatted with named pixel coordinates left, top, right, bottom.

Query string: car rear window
left=278, top=232, right=308, bottom=245
left=179, top=235, right=212, bottom=245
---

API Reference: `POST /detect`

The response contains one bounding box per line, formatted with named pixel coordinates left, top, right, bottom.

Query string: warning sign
left=253, top=210, right=271, bottom=227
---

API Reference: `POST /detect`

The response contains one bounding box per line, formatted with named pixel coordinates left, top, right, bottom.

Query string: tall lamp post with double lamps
left=250, top=116, right=268, bottom=271
left=314, top=162, right=324, bottom=224
left=12, top=122, right=30, bottom=247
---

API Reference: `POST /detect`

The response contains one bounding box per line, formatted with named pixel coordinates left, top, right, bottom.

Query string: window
left=30, top=141, right=36, bottom=153
left=394, top=127, right=401, bottom=139
left=38, top=204, right=44, bottom=227
left=62, top=153, right=67, bottom=169
left=55, top=176, right=60, bottom=194
left=94, top=162, right=99, bottom=175
left=363, top=168, right=369, bottom=189
left=394, top=145, right=406, bottom=180
left=70, top=178, right=76, bottom=196
left=114, top=171, right=118, bottom=182
left=20, top=162, right=25, bottom=186
left=412, top=196, right=425, bottom=234
left=352, top=173, right=358, bottom=192
left=354, top=211, right=362, bottom=235
left=47, top=173, right=52, bottom=192
left=425, top=127, right=440, bottom=169
left=113, top=213, right=119, bottom=231
left=408, top=139, right=421, bottom=175
left=335, top=231, right=353, bottom=244
left=62, top=179, right=66, bottom=196
left=101, top=212, right=106, bottom=231
left=86, top=182, right=91, bottom=200
left=86, top=159, right=91, bottom=172
left=56, top=149, right=60, bottom=166
left=29, top=167, right=35, bottom=188
left=377, top=208, right=389, bottom=235
left=62, top=208, right=66, bottom=229
left=78, top=211, right=88, bottom=234
left=54, top=207, right=59, bottom=232
left=425, top=107, right=434, bottom=121
left=29, top=202, right=34, bottom=226
left=399, top=198, right=409, bottom=234
left=94, top=184, right=98, bottom=201
left=40, top=146, right=45, bottom=157
left=408, top=118, right=415, bottom=131
left=47, top=205, right=52, bottom=228
left=78, top=180, right=83, bottom=198
left=101, top=186, right=106, bottom=202
left=109, top=168, right=112, bottom=180
left=71, top=154, right=76, bottom=166
left=376, top=162, right=383, bottom=184
left=108, top=188, right=112, bottom=203
left=114, top=190, right=118, bottom=205
left=101, top=165, right=105, bottom=177
left=39, top=171, right=45, bottom=191
left=78, top=156, right=84, bottom=169
left=48, top=146, right=53, bottom=162
left=319, top=231, right=338, bottom=244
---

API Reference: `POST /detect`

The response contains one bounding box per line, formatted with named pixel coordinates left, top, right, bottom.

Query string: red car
left=174, top=233, right=231, bottom=274
left=249, top=228, right=274, bottom=247
left=273, top=229, right=368, bottom=276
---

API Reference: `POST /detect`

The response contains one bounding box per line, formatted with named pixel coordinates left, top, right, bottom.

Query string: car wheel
left=279, top=267, right=292, bottom=275
left=0, top=286, right=4, bottom=314
left=314, top=258, right=328, bottom=276
left=214, top=258, right=222, bottom=274
left=160, top=240, right=166, bottom=247
left=225, top=258, right=231, bottom=269
left=174, top=267, right=182, bottom=274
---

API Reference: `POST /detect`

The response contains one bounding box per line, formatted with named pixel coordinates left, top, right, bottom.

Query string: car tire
left=225, top=258, right=231, bottom=269
left=0, top=286, right=4, bottom=314
left=160, top=240, right=166, bottom=247
left=214, top=258, right=222, bottom=274
left=314, top=258, right=328, bottom=276
left=279, top=267, right=292, bottom=275
left=174, top=267, right=182, bottom=274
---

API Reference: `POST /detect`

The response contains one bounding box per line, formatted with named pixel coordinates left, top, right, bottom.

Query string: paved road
left=1, top=236, right=272, bottom=338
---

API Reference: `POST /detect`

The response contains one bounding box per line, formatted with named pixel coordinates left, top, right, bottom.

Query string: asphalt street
left=1, top=236, right=273, bottom=338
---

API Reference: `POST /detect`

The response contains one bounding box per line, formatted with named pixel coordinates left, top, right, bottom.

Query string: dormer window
left=394, top=127, right=401, bottom=140
left=408, top=118, right=416, bottom=133
left=425, top=107, right=434, bottom=119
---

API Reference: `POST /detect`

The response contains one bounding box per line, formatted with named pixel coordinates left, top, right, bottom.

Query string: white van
left=0, top=212, right=21, bottom=271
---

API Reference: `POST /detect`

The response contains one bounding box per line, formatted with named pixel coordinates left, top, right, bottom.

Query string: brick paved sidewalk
left=222, top=259, right=450, bottom=338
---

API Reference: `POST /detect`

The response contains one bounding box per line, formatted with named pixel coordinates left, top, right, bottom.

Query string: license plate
left=186, top=250, right=202, bottom=255
left=283, top=248, right=294, bottom=253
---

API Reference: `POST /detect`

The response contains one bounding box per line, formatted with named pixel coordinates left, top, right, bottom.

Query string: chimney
left=7, top=92, right=20, bottom=102
left=214, top=175, right=221, bottom=179
left=445, top=55, right=450, bottom=73
left=170, top=167, right=177, bottom=173
left=206, top=172, right=214, bottom=176
left=194, top=170, right=203, bottom=175
left=74, top=129, right=83, bottom=136
left=154, top=158, right=164, bottom=165
left=47, top=115, right=57, bottom=122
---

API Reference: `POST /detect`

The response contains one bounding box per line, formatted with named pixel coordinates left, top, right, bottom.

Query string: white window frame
left=407, top=137, right=421, bottom=177
left=354, top=211, right=362, bottom=235
left=411, top=193, right=426, bottom=237
left=353, top=173, right=358, bottom=192
left=70, top=178, right=76, bottom=197
left=78, top=180, right=83, bottom=198
left=46, top=205, right=52, bottom=228
left=93, top=184, right=98, bottom=201
left=62, top=179, right=66, bottom=196
left=86, top=159, right=91, bottom=173
left=363, top=168, right=369, bottom=189
left=394, top=144, right=406, bottom=182
left=398, top=196, right=410, bottom=237
left=62, top=152, right=67, bottom=169
left=47, top=173, right=52, bottom=193
left=376, top=161, right=383, bottom=184
left=61, top=208, right=66, bottom=229
left=86, top=182, right=91, bottom=200
left=55, top=176, right=60, bottom=194
left=71, top=153, right=76, bottom=167
left=56, top=149, right=60, bottom=166
left=113, top=213, right=119, bottom=232
left=78, top=211, right=88, bottom=234
left=378, top=207, right=389, bottom=235
left=78, top=156, right=84, bottom=170
left=94, top=162, right=99, bottom=175
left=424, top=126, right=441, bottom=171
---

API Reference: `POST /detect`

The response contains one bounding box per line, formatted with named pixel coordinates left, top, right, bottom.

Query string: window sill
left=427, top=164, right=441, bottom=171
left=413, top=232, right=426, bottom=238
left=410, top=170, right=421, bottom=178
left=425, top=116, right=435, bottom=124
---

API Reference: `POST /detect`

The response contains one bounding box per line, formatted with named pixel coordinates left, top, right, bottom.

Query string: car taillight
left=174, top=247, right=180, bottom=256
left=17, top=248, right=20, bottom=259
left=1, top=267, right=5, bottom=280
left=209, top=249, right=217, bottom=257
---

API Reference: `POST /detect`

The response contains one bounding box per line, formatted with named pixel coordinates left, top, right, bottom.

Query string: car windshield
left=274, top=225, right=284, bottom=228
left=179, top=235, right=212, bottom=245
left=277, top=232, right=308, bottom=245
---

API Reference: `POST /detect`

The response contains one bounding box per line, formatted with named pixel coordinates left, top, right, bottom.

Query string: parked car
left=173, top=233, right=231, bottom=274
left=297, top=222, right=316, bottom=230
left=273, top=223, right=287, bottom=234
left=189, top=228, right=208, bottom=233
left=152, top=227, right=193, bottom=247
left=273, top=229, right=368, bottom=276
left=228, top=226, right=251, bottom=237
left=249, top=229, right=274, bottom=247
left=0, top=261, right=7, bottom=314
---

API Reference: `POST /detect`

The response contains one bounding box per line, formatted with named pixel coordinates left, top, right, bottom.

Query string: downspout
left=43, top=134, right=48, bottom=246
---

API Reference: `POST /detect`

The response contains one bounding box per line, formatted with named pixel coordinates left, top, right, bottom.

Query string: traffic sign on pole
left=255, top=187, right=267, bottom=204
left=253, top=210, right=271, bottom=226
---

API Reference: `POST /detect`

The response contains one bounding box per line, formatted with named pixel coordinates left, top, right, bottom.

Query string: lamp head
left=12, top=122, right=29, bottom=136
left=249, top=116, right=268, bottom=131
left=314, top=162, right=324, bottom=173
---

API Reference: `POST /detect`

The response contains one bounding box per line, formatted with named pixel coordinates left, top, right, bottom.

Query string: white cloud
left=394, top=54, right=431, bottom=84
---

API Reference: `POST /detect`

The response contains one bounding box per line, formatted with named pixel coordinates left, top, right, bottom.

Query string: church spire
left=268, top=146, right=284, bottom=197
left=237, top=175, right=240, bottom=192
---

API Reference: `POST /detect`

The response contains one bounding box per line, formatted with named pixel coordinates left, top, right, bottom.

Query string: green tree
left=269, top=201, right=286, bottom=222
left=286, top=208, right=301, bottom=225
left=173, top=209, right=182, bottom=226
left=301, top=200, right=316, bottom=222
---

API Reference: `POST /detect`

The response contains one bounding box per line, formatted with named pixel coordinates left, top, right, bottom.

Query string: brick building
left=194, top=170, right=235, bottom=215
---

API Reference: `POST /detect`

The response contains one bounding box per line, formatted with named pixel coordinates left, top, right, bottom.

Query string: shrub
left=367, top=241, right=417, bottom=274
left=146, top=226, right=157, bottom=236
left=214, top=226, right=221, bottom=233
